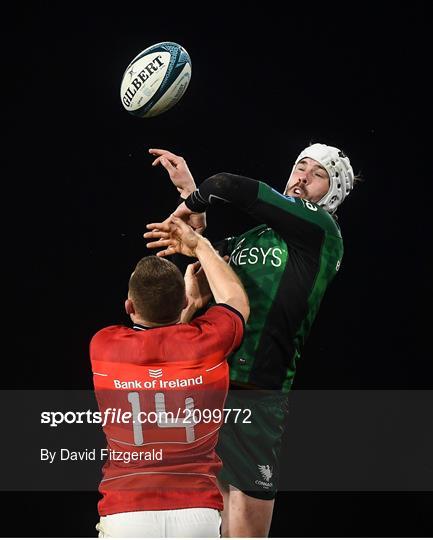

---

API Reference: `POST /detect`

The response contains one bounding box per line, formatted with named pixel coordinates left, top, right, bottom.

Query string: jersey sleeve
left=189, top=304, right=245, bottom=358
left=186, top=173, right=342, bottom=252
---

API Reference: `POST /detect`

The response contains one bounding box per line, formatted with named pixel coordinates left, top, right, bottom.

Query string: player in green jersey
left=145, top=143, right=357, bottom=537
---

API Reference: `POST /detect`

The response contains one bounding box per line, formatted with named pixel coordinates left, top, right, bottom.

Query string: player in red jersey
left=91, top=217, right=249, bottom=537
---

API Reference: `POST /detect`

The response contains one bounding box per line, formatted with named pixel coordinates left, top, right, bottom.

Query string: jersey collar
left=132, top=323, right=151, bottom=331
left=132, top=321, right=182, bottom=331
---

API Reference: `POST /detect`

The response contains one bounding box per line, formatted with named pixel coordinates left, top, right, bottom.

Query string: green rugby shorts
left=216, top=389, right=289, bottom=500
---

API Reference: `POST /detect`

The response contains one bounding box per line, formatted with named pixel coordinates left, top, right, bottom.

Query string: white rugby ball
left=120, top=42, right=191, bottom=118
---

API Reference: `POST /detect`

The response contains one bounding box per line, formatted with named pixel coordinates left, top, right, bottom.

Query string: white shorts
left=96, top=507, right=221, bottom=538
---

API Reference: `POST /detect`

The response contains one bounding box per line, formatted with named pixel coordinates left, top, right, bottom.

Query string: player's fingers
left=148, top=149, right=181, bottom=162
left=149, top=148, right=170, bottom=155
left=146, top=222, right=170, bottom=231
left=170, top=217, right=191, bottom=235
left=160, top=157, right=176, bottom=173
left=143, top=230, right=167, bottom=237
left=148, top=148, right=169, bottom=157
left=146, top=239, right=172, bottom=249
left=195, top=266, right=206, bottom=279
left=189, top=261, right=201, bottom=273
left=170, top=216, right=188, bottom=227
left=151, top=156, right=162, bottom=166
left=143, top=230, right=170, bottom=239
left=156, top=247, right=176, bottom=257
left=185, top=262, right=199, bottom=276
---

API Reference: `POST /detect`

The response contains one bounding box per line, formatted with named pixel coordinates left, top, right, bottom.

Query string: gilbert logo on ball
left=120, top=42, right=191, bottom=118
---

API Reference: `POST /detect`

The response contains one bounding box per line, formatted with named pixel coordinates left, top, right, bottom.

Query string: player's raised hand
left=184, top=261, right=212, bottom=311
left=149, top=148, right=197, bottom=198
left=144, top=216, right=202, bottom=258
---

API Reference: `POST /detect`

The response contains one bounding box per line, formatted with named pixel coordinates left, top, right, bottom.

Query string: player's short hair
left=128, top=256, right=185, bottom=323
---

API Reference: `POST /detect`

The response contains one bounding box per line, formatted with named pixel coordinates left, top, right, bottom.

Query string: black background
left=4, top=2, right=432, bottom=537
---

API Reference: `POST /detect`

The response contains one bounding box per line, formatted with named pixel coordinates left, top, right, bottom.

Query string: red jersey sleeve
left=188, top=303, right=245, bottom=357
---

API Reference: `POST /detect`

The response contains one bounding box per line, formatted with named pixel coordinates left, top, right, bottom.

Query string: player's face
left=285, top=158, right=330, bottom=202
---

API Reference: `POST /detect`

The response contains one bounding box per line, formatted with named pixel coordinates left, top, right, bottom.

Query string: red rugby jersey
left=90, top=304, right=244, bottom=516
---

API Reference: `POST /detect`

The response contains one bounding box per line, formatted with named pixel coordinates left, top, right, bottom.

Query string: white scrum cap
left=290, top=143, right=354, bottom=213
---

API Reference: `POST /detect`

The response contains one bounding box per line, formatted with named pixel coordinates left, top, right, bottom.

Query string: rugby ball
left=120, top=42, right=191, bottom=118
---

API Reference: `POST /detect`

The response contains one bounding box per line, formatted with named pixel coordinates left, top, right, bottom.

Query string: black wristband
left=185, top=190, right=209, bottom=213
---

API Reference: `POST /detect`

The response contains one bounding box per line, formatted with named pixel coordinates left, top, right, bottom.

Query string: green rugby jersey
left=186, top=174, right=344, bottom=392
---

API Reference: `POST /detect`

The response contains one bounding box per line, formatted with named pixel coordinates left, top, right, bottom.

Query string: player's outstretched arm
left=149, top=148, right=197, bottom=199
left=179, top=172, right=340, bottom=246
left=148, top=149, right=207, bottom=234
left=144, top=217, right=249, bottom=322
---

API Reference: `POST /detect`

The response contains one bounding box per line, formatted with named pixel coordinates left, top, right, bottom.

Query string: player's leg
left=217, top=477, right=230, bottom=537
left=224, top=486, right=274, bottom=538
left=216, top=389, right=288, bottom=538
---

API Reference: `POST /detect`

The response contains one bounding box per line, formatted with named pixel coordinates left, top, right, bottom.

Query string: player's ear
left=125, top=298, right=135, bottom=315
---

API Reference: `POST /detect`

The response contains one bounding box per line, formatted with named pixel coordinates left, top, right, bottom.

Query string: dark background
left=5, top=2, right=432, bottom=537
